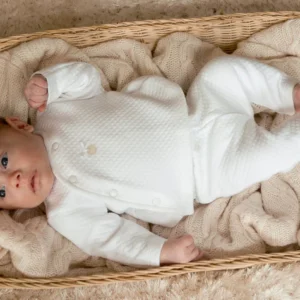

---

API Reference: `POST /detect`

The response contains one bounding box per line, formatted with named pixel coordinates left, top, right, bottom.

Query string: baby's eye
left=0, top=187, right=5, bottom=198
left=1, top=153, right=8, bottom=169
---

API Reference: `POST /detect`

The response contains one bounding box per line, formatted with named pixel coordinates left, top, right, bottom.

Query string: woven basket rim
left=1, top=250, right=300, bottom=289
left=1, top=11, right=300, bottom=44
left=1, top=11, right=300, bottom=290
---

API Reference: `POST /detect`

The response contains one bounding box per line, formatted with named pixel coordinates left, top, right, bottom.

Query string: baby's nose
left=9, top=171, right=25, bottom=188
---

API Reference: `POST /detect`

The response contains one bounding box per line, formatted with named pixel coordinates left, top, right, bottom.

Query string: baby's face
left=0, top=117, right=54, bottom=209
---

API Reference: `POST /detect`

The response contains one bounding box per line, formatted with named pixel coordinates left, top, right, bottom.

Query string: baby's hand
left=160, top=235, right=204, bottom=265
left=24, top=74, right=48, bottom=112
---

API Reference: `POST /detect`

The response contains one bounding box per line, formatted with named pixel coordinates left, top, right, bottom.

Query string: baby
left=1, top=56, right=300, bottom=267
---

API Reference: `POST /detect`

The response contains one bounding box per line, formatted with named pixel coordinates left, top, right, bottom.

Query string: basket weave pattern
left=1, top=11, right=300, bottom=53
left=1, top=11, right=300, bottom=289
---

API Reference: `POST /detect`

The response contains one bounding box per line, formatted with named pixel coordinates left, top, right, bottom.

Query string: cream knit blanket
left=0, top=19, right=299, bottom=278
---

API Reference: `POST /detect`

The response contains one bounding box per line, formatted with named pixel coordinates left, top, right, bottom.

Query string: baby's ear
left=5, top=116, right=34, bottom=133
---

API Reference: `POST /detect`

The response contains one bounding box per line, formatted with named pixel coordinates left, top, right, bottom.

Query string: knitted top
left=35, top=56, right=300, bottom=267
left=34, top=62, right=195, bottom=267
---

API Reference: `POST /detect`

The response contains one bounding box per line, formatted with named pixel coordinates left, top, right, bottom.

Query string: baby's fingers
left=28, top=96, right=47, bottom=109
left=31, top=75, right=48, bottom=88
left=190, top=248, right=204, bottom=261
left=180, top=235, right=194, bottom=247
left=38, top=103, right=47, bottom=112
left=30, top=84, right=48, bottom=96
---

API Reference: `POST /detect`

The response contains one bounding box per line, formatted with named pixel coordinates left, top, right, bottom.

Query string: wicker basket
left=1, top=11, right=300, bottom=290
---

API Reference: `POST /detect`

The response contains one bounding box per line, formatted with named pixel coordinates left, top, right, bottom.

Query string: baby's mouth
left=31, top=172, right=36, bottom=193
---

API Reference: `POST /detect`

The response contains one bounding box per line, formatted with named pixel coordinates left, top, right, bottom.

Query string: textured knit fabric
left=187, top=56, right=299, bottom=203
left=34, top=62, right=194, bottom=266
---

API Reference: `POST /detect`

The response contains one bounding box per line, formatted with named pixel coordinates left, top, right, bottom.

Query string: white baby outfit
left=35, top=56, right=299, bottom=266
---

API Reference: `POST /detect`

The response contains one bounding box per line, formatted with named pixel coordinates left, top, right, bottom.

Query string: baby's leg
left=187, top=56, right=300, bottom=204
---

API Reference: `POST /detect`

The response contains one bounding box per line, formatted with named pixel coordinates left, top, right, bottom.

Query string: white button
left=52, top=143, right=59, bottom=151
left=69, top=175, right=78, bottom=184
left=110, top=189, right=118, bottom=197
left=87, top=144, right=97, bottom=155
left=152, top=198, right=161, bottom=205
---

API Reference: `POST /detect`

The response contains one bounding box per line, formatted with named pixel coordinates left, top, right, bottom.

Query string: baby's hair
left=0, top=117, right=7, bottom=125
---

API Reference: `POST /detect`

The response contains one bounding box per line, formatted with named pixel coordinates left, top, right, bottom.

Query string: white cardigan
left=36, top=56, right=300, bottom=267
left=34, top=62, right=195, bottom=267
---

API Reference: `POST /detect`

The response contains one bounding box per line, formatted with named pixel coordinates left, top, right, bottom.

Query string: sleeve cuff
left=281, top=76, right=299, bottom=116
left=144, top=234, right=166, bottom=267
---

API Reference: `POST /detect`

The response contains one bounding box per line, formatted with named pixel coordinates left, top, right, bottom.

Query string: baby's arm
left=48, top=194, right=202, bottom=266
left=25, top=62, right=104, bottom=111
